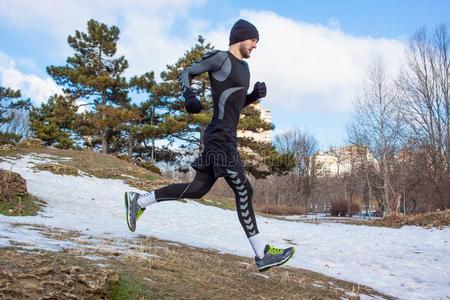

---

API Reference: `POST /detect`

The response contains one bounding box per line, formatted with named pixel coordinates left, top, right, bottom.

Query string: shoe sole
left=257, top=248, right=296, bottom=272
left=124, top=192, right=134, bottom=232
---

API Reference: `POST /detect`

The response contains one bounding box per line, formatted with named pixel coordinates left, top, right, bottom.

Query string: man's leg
left=141, top=167, right=216, bottom=203
left=125, top=168, right=216, bottom=231
left=224, top=168, right=295, bottom=272
left=224, top=169, right=265, bottom=258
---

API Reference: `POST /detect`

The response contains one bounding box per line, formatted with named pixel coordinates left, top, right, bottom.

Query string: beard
left=239, top=43, right=251, bottom=58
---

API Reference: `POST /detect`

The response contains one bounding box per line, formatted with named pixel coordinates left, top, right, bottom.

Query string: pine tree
left=29, top=94, right=77, bottom=148
left=129, top=72, right=160, bottom=160
left=238, top=104, right=295, bottom=178
left=157, top=36, right=215, bottom=153
left=102, top=105, right=140, bottom=156
left=47, top=19, right=129, bottom=153
left=0, top=86, right=31, bottom=144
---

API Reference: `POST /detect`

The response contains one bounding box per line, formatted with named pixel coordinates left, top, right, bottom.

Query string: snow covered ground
left=1, top=154, right=449, bottom=300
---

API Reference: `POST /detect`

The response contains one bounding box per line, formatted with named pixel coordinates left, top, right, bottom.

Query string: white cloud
left=0, top=52, right=61, bottom=105
left=0, top=3, right=406, bottom=122
left=0, top=0, right=207, bottom=76
left=118, top=12, right=189, bottom=77
left=0, top=0, right=209, bottom=107
left=206, top=10, right=406, bottom=113
left=0, top=0, right=205, bottom=38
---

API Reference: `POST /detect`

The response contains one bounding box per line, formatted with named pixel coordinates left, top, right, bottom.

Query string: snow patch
left=0, top=154, right=449, bottom=300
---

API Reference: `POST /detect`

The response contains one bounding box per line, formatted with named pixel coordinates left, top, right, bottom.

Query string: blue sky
left=205, top=0, right=449, bottom=38
left=0, top=0, right=448, bottom=149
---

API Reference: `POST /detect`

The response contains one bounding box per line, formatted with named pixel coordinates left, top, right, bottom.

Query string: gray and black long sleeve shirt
left=180, top=50, right=259, bottom=130
left=180, top=50, right=259, bottom=177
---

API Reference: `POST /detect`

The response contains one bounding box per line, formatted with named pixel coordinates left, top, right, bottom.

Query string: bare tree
left=274, top=127, right=320, bottom=212
left=1, top=109, right=30, bottom=139
left=397, top=24, right=450, bottom=209
left=348, top=56, right=403, bottom=214
left=328, top=145, right=347, bottom=176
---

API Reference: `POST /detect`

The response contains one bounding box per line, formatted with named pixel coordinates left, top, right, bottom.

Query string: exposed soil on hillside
left=0, top=145, right=172, bottom=191
left=0, top=145, right=400, bottom=299
left=0, top=224, right=394, bottom=300
left=0, top=248, right=117, bottom=300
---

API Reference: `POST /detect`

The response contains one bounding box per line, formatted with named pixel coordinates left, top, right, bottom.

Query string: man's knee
left=228, top=174, right=253, bottom=198
left=241, top=178, right=253, bottom=195
left=186, top=178, right=213, bottom=198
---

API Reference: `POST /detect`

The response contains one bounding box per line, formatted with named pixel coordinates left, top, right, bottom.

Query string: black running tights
left=154, top=168, right=259, bottom=237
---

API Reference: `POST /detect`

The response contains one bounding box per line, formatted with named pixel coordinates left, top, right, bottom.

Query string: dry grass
left=307, top=210, right=450, bottom=229
left=198, top=196, right=307, bottom=217
left=0, top=169, right=45, bottom=216
left=1, top=224, right=394, bottom=299
left=101, top=236, right=393, bottom=300
left=196, top=194, right=236, bottom=210
left=0, top=194, right=46, bottom=216
left=371, top=210, right=450, bottom=229
left=255, top=204, right=306, bottom=216
left=0, top=248, right=118, bottom=300
left=33, top=163, right=80, bottom=176
left=0, top=145, right=171, bottom=188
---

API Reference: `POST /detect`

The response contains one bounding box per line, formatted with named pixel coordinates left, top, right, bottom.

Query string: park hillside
left=1, top=19, right=450, bottom=300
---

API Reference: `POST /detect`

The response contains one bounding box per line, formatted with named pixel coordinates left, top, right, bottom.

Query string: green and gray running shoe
left=125, top=191, right=145, bottom=232
left=255, top=244, right=295, bottom=272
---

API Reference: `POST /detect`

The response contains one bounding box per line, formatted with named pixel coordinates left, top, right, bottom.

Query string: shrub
left=0, top=132, right=21, bottom=145
left=373, top=210, right=450, bottom=228
left=131, top=157, right=161, bottom=175
left=115, top=154, right=131, bottom=162
left=330, top=200, right=348, bottom=217
left=138, top=161, right=161, bottom=175
left=348, top=202, right=362, bottom=217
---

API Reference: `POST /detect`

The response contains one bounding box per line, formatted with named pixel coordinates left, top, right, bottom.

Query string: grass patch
left=33, top=163, right=79, bottom=176
left=109, top=275, right=146, bottom=300
left=4, top=224, right=394, bottom=300
left=0, top=194, right=45, bottom=216
left=146, top=174, right=159, bottom=181
left=281, top=210, right=450, bottom=229
left=105, top=236, right=394, bottom=300
left=0, top=145, right=161, bottom=180
left=196, top=194, right=236, bottom=210
left=197, top=195, right=308, bottom=218
left=255, top=204, right=306, bottom=216
left=0, top=145, right=171, bottom=191
left=370, top=210, right=450, bottom=229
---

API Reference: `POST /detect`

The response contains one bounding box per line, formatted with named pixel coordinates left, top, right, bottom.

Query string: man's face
left=239, top=38, right=258, bottom=59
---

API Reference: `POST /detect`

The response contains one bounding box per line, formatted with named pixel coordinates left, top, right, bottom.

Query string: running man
left=125, top=19, right=294, bottom=272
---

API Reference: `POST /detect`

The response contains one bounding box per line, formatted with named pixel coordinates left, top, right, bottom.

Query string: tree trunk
left=199, top=125, right=206, bottom=153
left=151, top=138, right=155, bottom=161
left=382, top=160, right=390, bottom=213
left=128, top=137, right=133, bottom=160
left=101, top=92, right=108, bottom=154
left=150, top=111, right=155, bottom=161
left=447, top=97, right=450, bottom=174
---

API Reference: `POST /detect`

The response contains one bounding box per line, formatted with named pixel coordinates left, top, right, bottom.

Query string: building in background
left=315, top=145, right=377, bottom=177
left=237, top=103, right=272, bottom=143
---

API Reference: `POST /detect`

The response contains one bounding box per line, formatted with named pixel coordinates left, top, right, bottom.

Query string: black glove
left=248, top=81, right=267, bottom=101
left=183, top=89, right=203, bottom=114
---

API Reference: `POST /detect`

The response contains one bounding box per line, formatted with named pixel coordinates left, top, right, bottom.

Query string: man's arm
left=244, top=82, right=267, bottom=107
left=180, top=50, right=227, bottom=113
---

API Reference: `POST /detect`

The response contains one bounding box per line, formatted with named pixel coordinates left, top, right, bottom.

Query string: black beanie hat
left=229, top=19, right=259, bottom=46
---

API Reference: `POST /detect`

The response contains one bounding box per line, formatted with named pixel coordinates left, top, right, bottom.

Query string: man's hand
left=184, top=89, right=203, bottom=114
left=249, top=81, right=267, bottom=100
